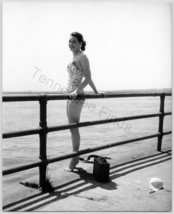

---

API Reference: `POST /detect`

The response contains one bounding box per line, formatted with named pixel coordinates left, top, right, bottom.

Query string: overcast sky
left=2, top=1, right=172, bottom=92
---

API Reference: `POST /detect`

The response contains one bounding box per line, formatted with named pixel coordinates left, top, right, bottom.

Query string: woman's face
left=69, top=36, right=81, bottom=52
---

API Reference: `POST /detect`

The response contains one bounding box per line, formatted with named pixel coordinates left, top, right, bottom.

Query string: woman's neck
left=73, top=50, right=82, bottom=59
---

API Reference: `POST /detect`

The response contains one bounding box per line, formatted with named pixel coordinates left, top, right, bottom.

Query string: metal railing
left=2, top=92, right=172, bottom=191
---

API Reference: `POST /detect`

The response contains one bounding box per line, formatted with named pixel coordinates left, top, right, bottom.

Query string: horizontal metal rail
left=47, top=92, right=172, bottom=100
left=3, top=131, right=171, bottom=176
left=47, top=112, right=171, bottom=133
left=3, top=161, right=42, bottom=176
left=2, top=92, right=172, bottom=102
left=3, top=95, right=41, bottom=102
left=3, top=128, right=40, bottom=139
left=47, top=131, right=171, bottom=164
left=2, top=112, right=172, bottom=139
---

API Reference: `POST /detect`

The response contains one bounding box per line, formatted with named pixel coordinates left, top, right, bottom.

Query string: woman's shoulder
left=78, top=52, right=89, bottom=63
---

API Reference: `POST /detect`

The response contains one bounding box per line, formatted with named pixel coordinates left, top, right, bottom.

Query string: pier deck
left=2, top=137, right=172, bottom=212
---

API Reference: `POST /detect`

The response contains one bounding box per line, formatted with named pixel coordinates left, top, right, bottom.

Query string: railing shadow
left=3, top=150, right=172, bottom=211
left=110, top=150, right=172, bottom=180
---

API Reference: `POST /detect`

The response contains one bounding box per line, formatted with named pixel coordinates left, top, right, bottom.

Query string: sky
left=2, top=1, right=172, bottom=92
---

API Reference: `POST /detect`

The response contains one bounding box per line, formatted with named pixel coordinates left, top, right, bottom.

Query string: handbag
left=81, top=155, right=110, bottom=183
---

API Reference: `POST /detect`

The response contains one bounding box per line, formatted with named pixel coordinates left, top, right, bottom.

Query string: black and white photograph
left=1, top=0, right=173, bottom=212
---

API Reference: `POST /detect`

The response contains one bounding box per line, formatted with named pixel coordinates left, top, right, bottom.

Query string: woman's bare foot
left=64, top=167, right=74, bottom=172
left=64, top=157, right=79, bottom=172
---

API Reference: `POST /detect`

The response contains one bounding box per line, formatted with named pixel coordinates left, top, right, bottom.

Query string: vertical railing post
left=157, top=93, right=165, bottom=151
left=39, top=94, right=48, bottom=190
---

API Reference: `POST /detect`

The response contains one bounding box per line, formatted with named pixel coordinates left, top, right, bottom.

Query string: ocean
left=2, top=93, right=172, bottom=171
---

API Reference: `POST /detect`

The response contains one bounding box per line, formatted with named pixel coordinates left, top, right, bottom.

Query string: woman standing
left=65, top=32, right=98, bottom=171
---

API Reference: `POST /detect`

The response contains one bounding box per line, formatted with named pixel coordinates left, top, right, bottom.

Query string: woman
left=65, top=32, right=98, bottom=171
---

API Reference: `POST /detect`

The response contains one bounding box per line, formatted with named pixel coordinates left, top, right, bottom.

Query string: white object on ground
left=149, top=177, right=164, bottom=191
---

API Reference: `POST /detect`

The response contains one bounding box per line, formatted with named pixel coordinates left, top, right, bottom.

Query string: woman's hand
left=97, top=92, right=104, bottom=97
left=69, top=89, right=82, bottom=98
left=69, top=91, right=77, bottom=99
left=93, top=90, right=103, bottom=95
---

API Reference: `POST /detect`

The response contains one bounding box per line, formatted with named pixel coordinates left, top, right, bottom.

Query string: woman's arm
left=89, top=79, right=98, bottom=94
left=75, top=54, right=92, bottom=93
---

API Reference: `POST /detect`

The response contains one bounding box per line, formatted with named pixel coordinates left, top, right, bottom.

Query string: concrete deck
left=2, top=138, right=172, bottom=212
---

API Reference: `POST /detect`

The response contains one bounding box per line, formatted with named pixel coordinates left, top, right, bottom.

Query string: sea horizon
left=2, top=88, right=172, bottom=95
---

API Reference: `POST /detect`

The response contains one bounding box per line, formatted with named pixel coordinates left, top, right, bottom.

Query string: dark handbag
left=85, top=155, right=110, bottom=183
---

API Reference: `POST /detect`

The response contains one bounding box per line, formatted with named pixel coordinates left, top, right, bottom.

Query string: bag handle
left=79, top=154, right=111, bottom=163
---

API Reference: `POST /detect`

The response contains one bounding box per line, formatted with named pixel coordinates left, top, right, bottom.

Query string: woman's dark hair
left=71, top=32, right=86, bottom=51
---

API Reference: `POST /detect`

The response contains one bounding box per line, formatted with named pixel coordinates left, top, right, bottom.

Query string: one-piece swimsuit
left=67, top=61, right=85, bottom=104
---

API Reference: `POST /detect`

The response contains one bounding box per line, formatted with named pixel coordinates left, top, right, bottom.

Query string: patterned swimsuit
left=67, top=61, right=85, bottom=104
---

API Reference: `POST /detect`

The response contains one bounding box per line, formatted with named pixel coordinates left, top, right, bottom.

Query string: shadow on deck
left=3, top=149, right=172, bottom=211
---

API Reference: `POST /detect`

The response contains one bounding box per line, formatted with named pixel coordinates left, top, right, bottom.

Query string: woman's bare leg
left=65, top=100, right=84, bottom=171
